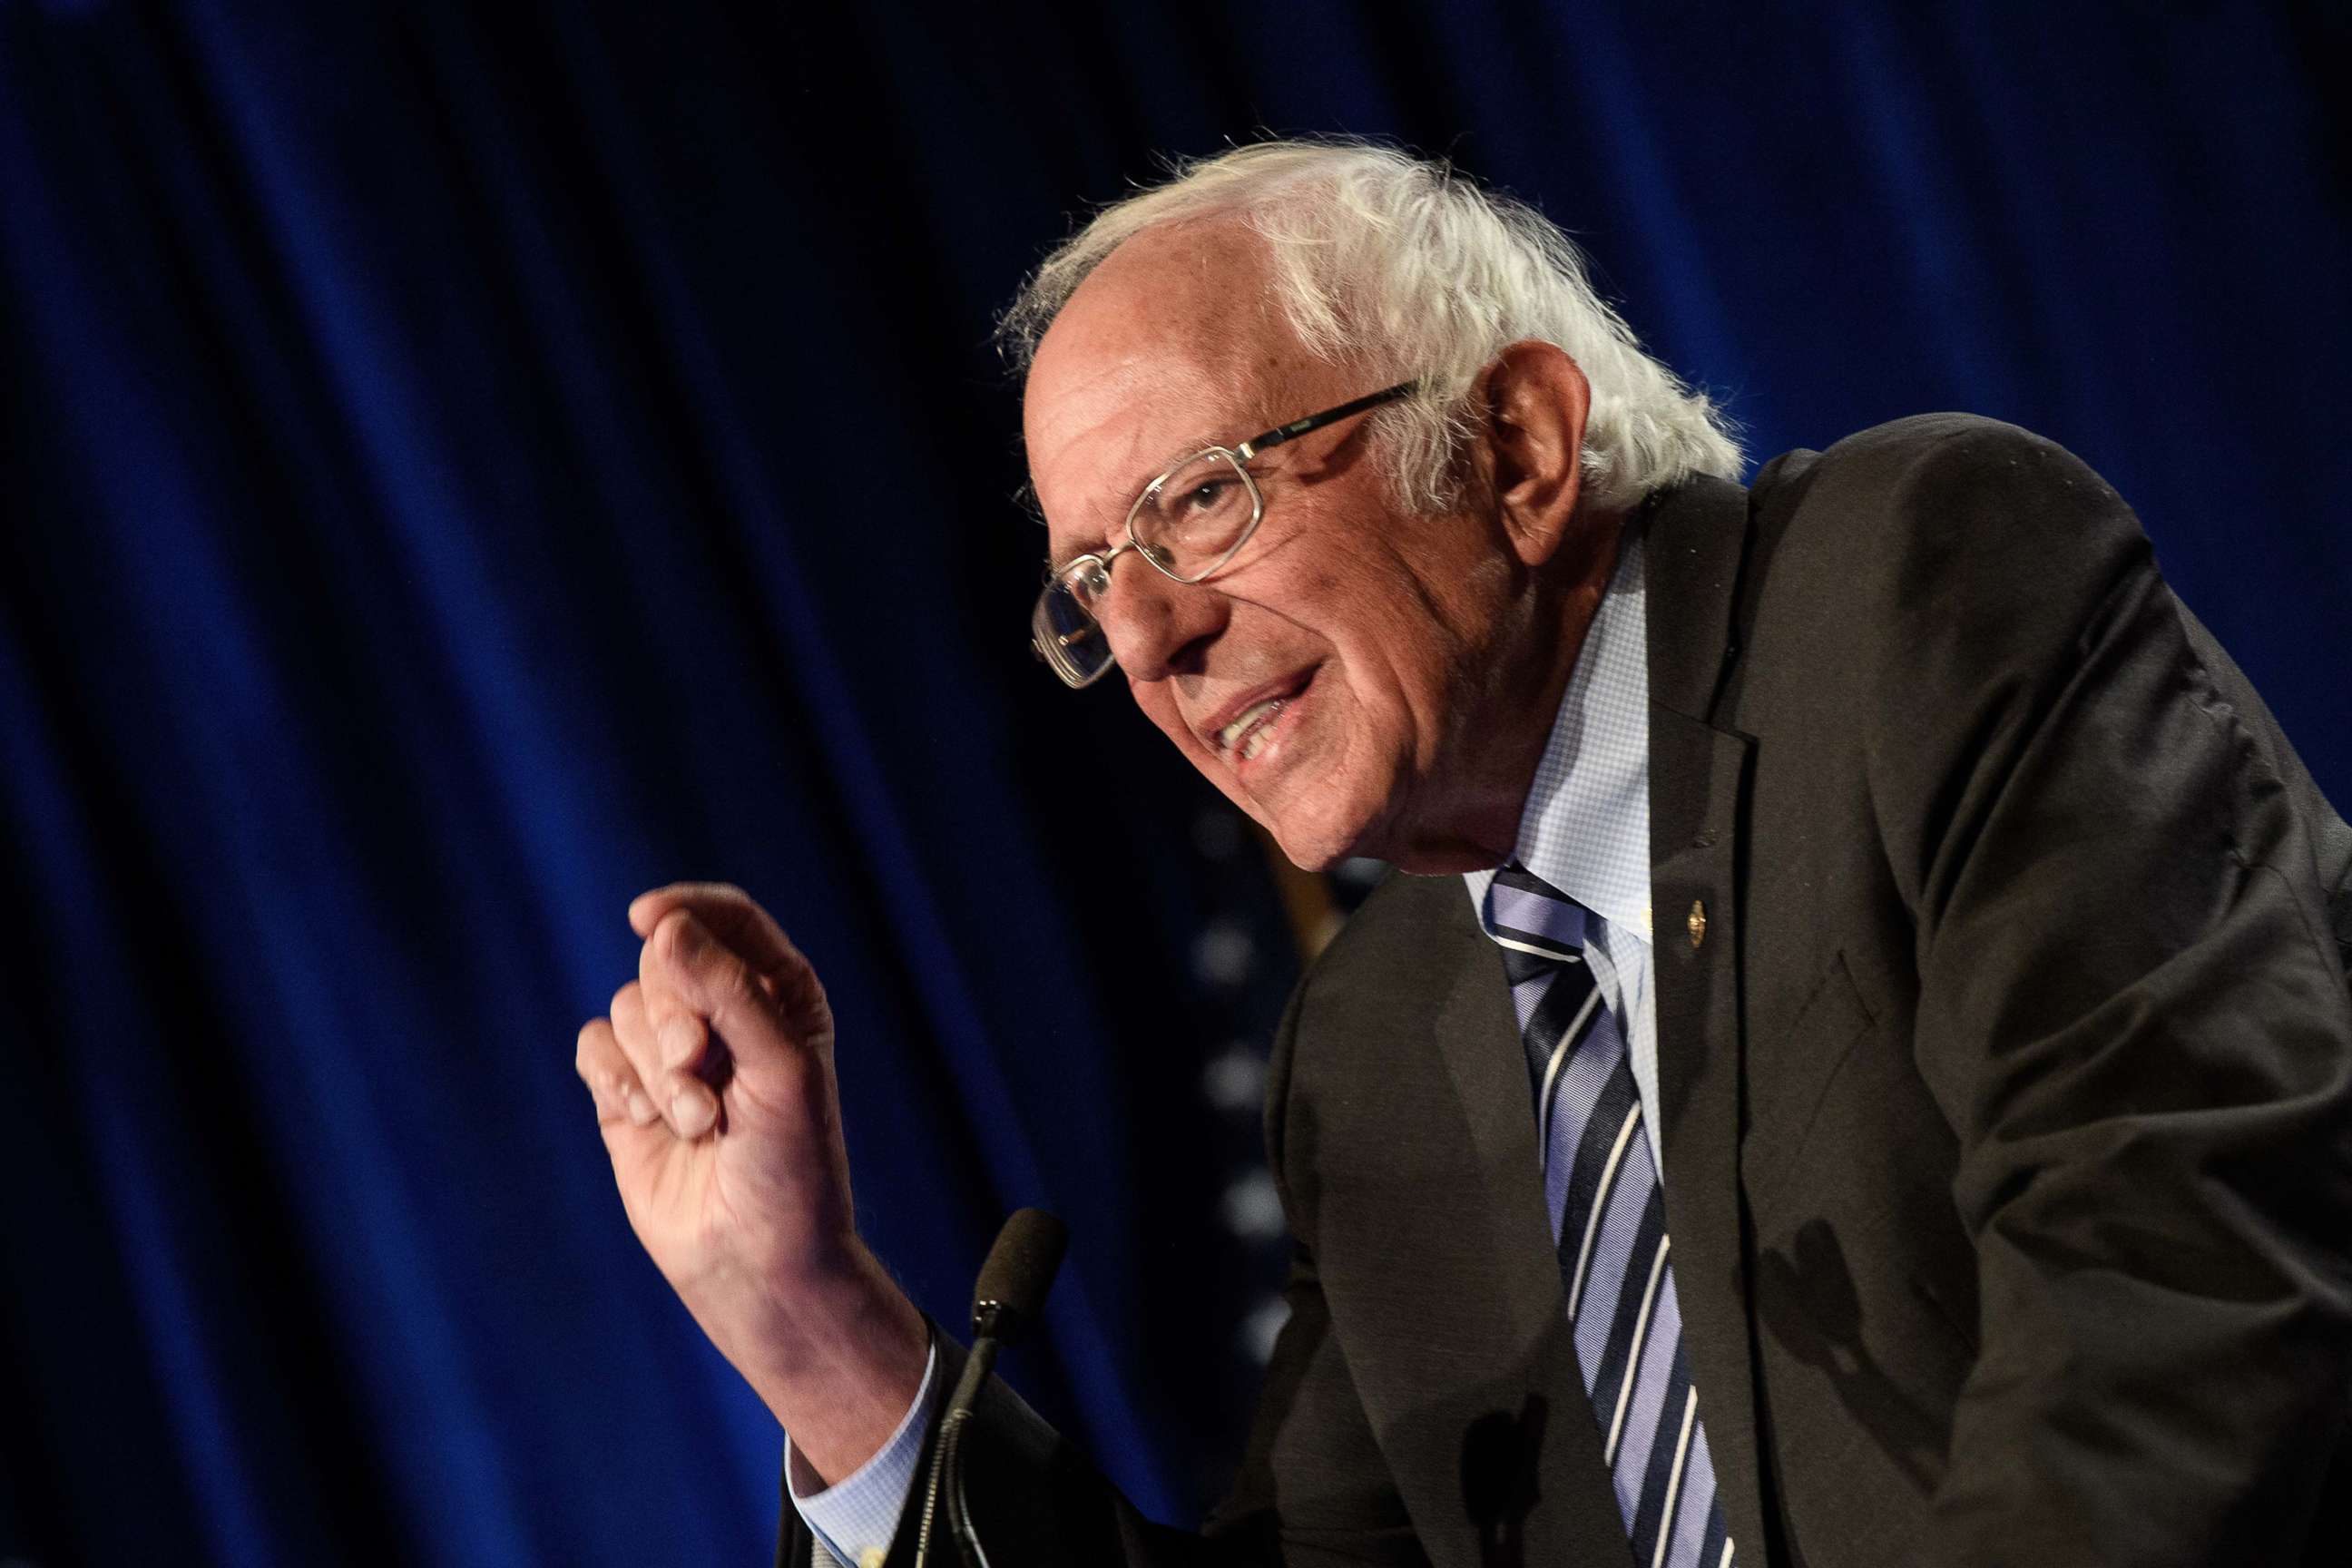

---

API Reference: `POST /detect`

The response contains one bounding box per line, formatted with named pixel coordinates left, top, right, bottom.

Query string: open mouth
left=1220, top=697, right=1288, bottom=760
left=1212, top=669, right=1315, bottom=764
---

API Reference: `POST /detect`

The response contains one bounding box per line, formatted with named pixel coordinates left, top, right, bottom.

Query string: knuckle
left=657, top=1010, right=701, bottom=1060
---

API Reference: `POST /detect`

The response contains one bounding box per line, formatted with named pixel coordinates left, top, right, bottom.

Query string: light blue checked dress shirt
left=1464, top=524, right=1661, bottom=1171
left=789, top=526, right=1653, bottom=1564
left=788, top=1341, right=939, bottom=1568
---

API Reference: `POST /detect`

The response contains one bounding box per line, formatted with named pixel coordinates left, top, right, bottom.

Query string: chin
left=1255, top=783, right=1385, bottom=874
left=1265, top=825, right=1348, bottom=874
left=1266, top=787, right=1493, bottom=877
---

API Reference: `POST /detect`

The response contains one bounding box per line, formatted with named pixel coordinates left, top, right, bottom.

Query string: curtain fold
left=4, top=2, right=2345, bottom=1562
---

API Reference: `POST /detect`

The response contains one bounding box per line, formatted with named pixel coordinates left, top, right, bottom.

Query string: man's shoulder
left=1752, top=412, right=2131, bottom=537
left=1726, top=411, right=2150, bottom=644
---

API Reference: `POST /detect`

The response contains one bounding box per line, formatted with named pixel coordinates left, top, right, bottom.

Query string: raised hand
left=575, top=882, right=926, bottom=1483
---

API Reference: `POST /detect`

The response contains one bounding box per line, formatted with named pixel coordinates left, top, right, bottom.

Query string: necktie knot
left=1485, top=861, right=1591, bottom=967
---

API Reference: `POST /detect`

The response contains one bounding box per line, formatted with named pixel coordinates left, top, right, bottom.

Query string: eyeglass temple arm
left=1233, top=381, right=1418, bottom=461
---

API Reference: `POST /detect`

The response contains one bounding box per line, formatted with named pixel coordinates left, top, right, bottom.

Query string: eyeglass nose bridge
left=1080, top=534, right=1182, bottom=610
left=1100, top=534, right=1148, bottom=576
left=1063, top=528, right=1210, bottom=678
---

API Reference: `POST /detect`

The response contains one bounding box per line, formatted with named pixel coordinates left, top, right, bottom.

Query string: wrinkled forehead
left=1021, top=223, right=1338, bottom=551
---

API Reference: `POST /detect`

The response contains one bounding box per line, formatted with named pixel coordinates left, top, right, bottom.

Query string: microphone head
left=971, top=1208, right=1066, bottom=1346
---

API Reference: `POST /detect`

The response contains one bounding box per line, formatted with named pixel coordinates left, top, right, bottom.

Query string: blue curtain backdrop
left=3, top=2, right=2347, bottom=1563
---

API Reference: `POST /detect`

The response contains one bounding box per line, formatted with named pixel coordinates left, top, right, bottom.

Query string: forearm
left=723, top=1246, right=930, bottom=1486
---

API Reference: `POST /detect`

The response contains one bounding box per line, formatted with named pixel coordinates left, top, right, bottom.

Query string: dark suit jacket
left=782, top=416, right=2352, bottom=1568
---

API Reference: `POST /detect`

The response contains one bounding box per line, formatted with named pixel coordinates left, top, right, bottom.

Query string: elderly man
left=575, top=142, right=2352, bottom=1568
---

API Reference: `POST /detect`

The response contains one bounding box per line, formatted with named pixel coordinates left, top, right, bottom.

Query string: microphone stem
left=912, top=1337, right=999, bottom=1568
left=944, top=1401, right=995, bottom=1568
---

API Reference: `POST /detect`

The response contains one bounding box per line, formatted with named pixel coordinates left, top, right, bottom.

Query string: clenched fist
left=575, top=882, right=926, bottom=1484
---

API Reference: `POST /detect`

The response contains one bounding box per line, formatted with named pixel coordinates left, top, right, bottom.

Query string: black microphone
left=913, top=1208, right=1067, bottom=1568
left=970, top=1207, right=1066, bottom=1346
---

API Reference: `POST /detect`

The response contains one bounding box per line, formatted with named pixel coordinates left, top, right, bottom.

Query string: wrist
left=737, top=1247, right=929, bottom=1484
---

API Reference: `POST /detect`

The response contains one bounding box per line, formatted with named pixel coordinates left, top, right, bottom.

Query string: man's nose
left=1097, top=557, right=1224, bottom=682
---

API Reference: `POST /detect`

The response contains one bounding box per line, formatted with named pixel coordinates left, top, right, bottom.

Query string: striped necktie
left=1484, top=863, right=1736, bottom=1568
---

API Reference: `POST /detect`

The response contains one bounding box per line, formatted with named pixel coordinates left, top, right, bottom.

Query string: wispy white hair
left=999, top=139, right=1742, bottom=514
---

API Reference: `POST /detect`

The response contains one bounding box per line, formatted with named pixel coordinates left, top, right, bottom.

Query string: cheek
left=1322, top=571, right=1463, bottom=720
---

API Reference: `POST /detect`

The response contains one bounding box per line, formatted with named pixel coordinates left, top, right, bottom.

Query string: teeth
left=1241, top=728, right=1272, bottom=761
left=1219, top=697, right=1286, bottom=751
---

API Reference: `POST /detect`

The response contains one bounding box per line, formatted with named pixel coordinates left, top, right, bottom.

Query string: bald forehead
left=1046, top=219, right=1277, bottom=372
left=1024, top=220, right=1343, bottom=540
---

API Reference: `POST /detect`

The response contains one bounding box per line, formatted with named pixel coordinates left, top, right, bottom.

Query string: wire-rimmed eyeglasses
left=1029, top=381, right=1417, bottom=687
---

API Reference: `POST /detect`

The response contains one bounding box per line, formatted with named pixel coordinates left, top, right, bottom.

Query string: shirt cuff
left=785, top=1339, right=941, bottom=1568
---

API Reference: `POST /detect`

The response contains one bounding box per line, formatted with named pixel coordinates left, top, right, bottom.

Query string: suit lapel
left=1643, top=475, right=1772, bottom=1564
left=1426, top=918, right=1546, bottom=1233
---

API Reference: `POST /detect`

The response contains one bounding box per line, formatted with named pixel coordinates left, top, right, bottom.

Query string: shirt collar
left=1465, top=523, right=1653, bottom=944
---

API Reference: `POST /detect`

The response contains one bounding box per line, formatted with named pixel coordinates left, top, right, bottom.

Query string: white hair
left=998, top=138, right=1742, bottom=514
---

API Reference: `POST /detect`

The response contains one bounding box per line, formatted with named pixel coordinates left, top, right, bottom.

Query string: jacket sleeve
left=1857, top=422, right=2352, bottom=1564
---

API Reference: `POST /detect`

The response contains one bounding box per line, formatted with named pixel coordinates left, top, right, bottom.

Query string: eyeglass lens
left=1033, top=574, right=1113, bottom=686
left=1132, top=450, right=1256, bottom=577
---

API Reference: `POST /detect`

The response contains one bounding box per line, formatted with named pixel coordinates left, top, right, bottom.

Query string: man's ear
left=1477, top=340, right=1591, bottom=567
